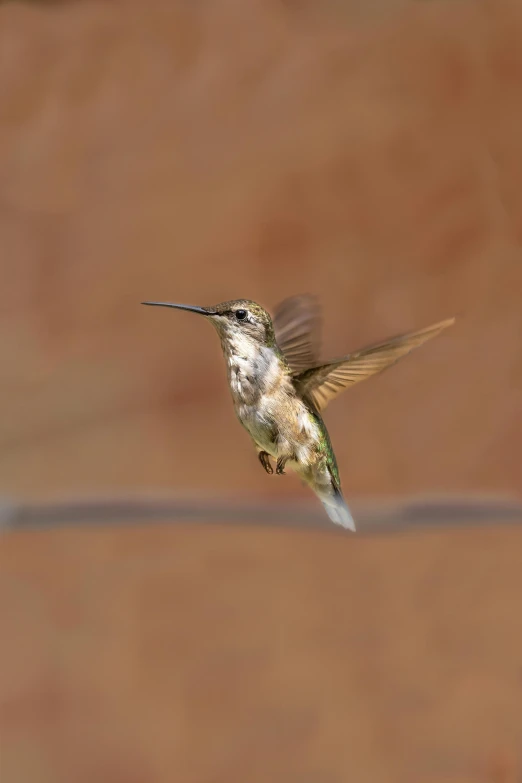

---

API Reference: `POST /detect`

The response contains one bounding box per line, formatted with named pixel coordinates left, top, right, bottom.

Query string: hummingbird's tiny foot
left=258, top=451, right=273, bottom=475
left=276, top=457, right=288, bottom=475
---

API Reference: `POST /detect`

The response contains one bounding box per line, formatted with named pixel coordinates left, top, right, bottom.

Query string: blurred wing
left=295, top=317, right=455, bottom=411
left=273, top=294, right=322, bottom=373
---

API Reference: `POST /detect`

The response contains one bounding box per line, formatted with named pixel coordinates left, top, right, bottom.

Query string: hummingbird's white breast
left=220, top=328, right=318, bottom=465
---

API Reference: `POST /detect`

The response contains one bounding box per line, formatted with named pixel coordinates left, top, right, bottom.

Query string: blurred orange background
left=1, top=0, right=522, bottom=781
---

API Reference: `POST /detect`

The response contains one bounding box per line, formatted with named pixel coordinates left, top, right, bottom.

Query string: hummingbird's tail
left=319, top=486, right=356, bottom=532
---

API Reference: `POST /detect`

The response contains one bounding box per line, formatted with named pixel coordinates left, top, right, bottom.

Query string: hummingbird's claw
left=276, top=457, right=288, bottom=475
left=258, top=451, right=273, bottom=475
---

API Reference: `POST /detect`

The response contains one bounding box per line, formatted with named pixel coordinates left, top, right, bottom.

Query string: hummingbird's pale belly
left=227, top=342, right=324, bottom=476
left=237, top=394, right=319, bottom=467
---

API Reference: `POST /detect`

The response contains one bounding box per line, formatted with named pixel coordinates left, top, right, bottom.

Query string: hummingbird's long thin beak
left=141, top=302, right=213, bottom=316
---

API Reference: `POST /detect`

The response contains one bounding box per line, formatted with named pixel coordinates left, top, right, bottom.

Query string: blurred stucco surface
left=1, top=0, right=522, bottom=781
left=1, top=0, right=521, bottom=501
left=2, top=523, right=522, bottom=783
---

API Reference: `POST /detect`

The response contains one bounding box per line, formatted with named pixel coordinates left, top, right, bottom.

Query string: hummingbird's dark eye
left=235, top=309, right=247, bottom=321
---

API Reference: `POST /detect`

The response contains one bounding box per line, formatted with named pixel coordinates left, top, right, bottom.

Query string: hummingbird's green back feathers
left=294, top=316, right=455, bottom=412
left=304, top=402, right=341, bottom=485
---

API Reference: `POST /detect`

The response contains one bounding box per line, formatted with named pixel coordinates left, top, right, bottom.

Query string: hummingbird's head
left=141, top=298, right=277, bottom=350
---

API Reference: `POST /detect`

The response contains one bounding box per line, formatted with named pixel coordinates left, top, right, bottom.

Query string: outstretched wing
left=273, top=294, right=322, bottom=373
left=295, top=317, right=455, bottom=412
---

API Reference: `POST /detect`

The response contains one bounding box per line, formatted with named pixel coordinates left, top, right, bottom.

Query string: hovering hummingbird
left=142, top=296, right=454, bottom=531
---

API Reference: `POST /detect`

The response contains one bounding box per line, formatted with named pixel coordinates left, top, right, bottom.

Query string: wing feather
left=273, top=294, right=322, bottom=373
left=295, top=317, right=455, bottom=411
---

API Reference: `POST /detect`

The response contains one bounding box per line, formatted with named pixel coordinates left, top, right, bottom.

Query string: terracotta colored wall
left=1, top=0, right=521, bottom=503
left=1, top=1, right=522, bottom=781
left=2, top=523, right=522, bottom=783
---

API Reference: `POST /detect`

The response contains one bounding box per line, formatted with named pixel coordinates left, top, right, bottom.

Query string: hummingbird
left=142, top=295, right=454, bottom=531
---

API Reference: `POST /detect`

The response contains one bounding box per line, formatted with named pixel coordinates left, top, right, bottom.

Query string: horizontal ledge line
left=1, top=493, right=522, bottom=535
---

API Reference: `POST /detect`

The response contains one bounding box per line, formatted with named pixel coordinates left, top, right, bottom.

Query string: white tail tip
left=322, top=495, right=356, bottom=532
